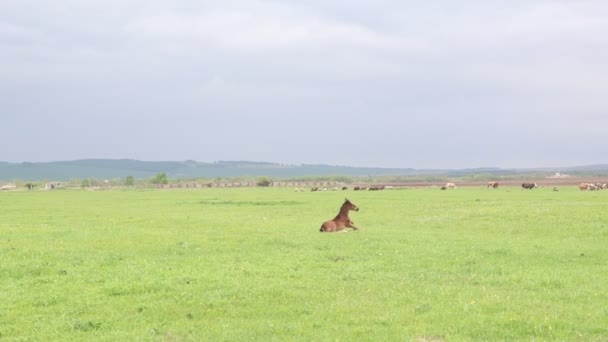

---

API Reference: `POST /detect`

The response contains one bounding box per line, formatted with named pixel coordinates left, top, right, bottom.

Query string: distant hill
left=0, top=159, right=607, bottom=181
left=0, top=159, right=420, bottom=180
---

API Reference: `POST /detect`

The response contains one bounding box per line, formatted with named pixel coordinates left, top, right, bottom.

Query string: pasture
left=1, top=186, right=607, bottom=340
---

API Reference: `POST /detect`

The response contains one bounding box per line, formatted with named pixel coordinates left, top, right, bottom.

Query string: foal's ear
left=345, top=198, right=349, bottom=202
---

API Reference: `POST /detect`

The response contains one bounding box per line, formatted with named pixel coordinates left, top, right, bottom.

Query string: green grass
left=1, top=187, right=607, bottom=340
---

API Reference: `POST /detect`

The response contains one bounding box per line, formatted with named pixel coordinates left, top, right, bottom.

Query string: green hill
left=0, top=159, right=419, bottom=181
left=0, top=159, right=606, bottom=181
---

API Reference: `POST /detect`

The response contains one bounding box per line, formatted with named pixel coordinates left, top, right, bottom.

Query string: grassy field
left=1, top=186, right=607, bottom=340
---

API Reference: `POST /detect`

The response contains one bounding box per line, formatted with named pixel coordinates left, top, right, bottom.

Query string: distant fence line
left=151, top=178, right=608, bottom=189
left=9, top=178, right=607, bottom=190
left=155, top=181, right=345, bottom=189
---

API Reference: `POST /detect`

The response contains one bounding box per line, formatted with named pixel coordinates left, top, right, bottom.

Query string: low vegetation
left=1, top=187, right=607, bottom=340
left=150, top=172, right=169, bottom=185
left=255, top=177, right=272, bottom=187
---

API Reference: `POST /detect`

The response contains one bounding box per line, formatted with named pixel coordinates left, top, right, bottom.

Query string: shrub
left=256, top=177, right=272, bottom=187
left=151, top=173, right=168, bottom=185
left=125, top=176, right=135, bottom=186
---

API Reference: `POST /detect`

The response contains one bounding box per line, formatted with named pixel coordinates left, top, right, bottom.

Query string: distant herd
left=295, top=181, right=608, bottom=192
left=578, top=182, right=608, bottom=191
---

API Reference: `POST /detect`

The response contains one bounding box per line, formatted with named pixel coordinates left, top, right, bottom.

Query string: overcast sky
left=1, top=1, right=606, bottom=168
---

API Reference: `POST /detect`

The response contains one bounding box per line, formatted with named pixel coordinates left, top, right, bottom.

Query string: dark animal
left=521, top=183, right=537, bottom=190
left=310, top=187, right=319, bottom=192
left=320, top=198, right=360, bottom=233
left=342, top=186, right=348, bottom=190
left=487, top=181, right=499, bottom=188
left=369, top=186, right=385, bottom=191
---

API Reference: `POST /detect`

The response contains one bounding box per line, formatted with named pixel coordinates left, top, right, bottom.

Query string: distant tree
left=125, top=176, right=135, bottom=186
left=151, top=173, right=168, bottom=185
left=256, top=177, right=272, bottom=187
left=24, top=183, right=36, bottom=190
left=81, top=179, right=90, bottom=188
left=88, top=178, right=102, bottom=187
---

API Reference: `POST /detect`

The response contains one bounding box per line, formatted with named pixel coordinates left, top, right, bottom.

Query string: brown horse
left=320, top=198, right=360, bottom=232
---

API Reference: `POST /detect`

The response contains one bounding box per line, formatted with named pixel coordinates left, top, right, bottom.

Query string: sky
left=1, top=1, right=607, bottom=169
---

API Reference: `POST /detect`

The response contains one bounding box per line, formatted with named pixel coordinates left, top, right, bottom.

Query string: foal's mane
left=336, top=199, right=353, bottom=218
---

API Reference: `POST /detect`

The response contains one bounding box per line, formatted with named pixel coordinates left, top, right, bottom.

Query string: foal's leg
left=346, top=221, right=360, bottom=230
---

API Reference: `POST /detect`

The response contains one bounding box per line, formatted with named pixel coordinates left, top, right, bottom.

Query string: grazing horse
left=521, top=182, right=538, bottom=190
left=320, top=198, right=360, bottom=232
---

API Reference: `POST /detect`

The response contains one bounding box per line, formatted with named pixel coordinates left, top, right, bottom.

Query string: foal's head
left=342, top=198, right=359, bottom=212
